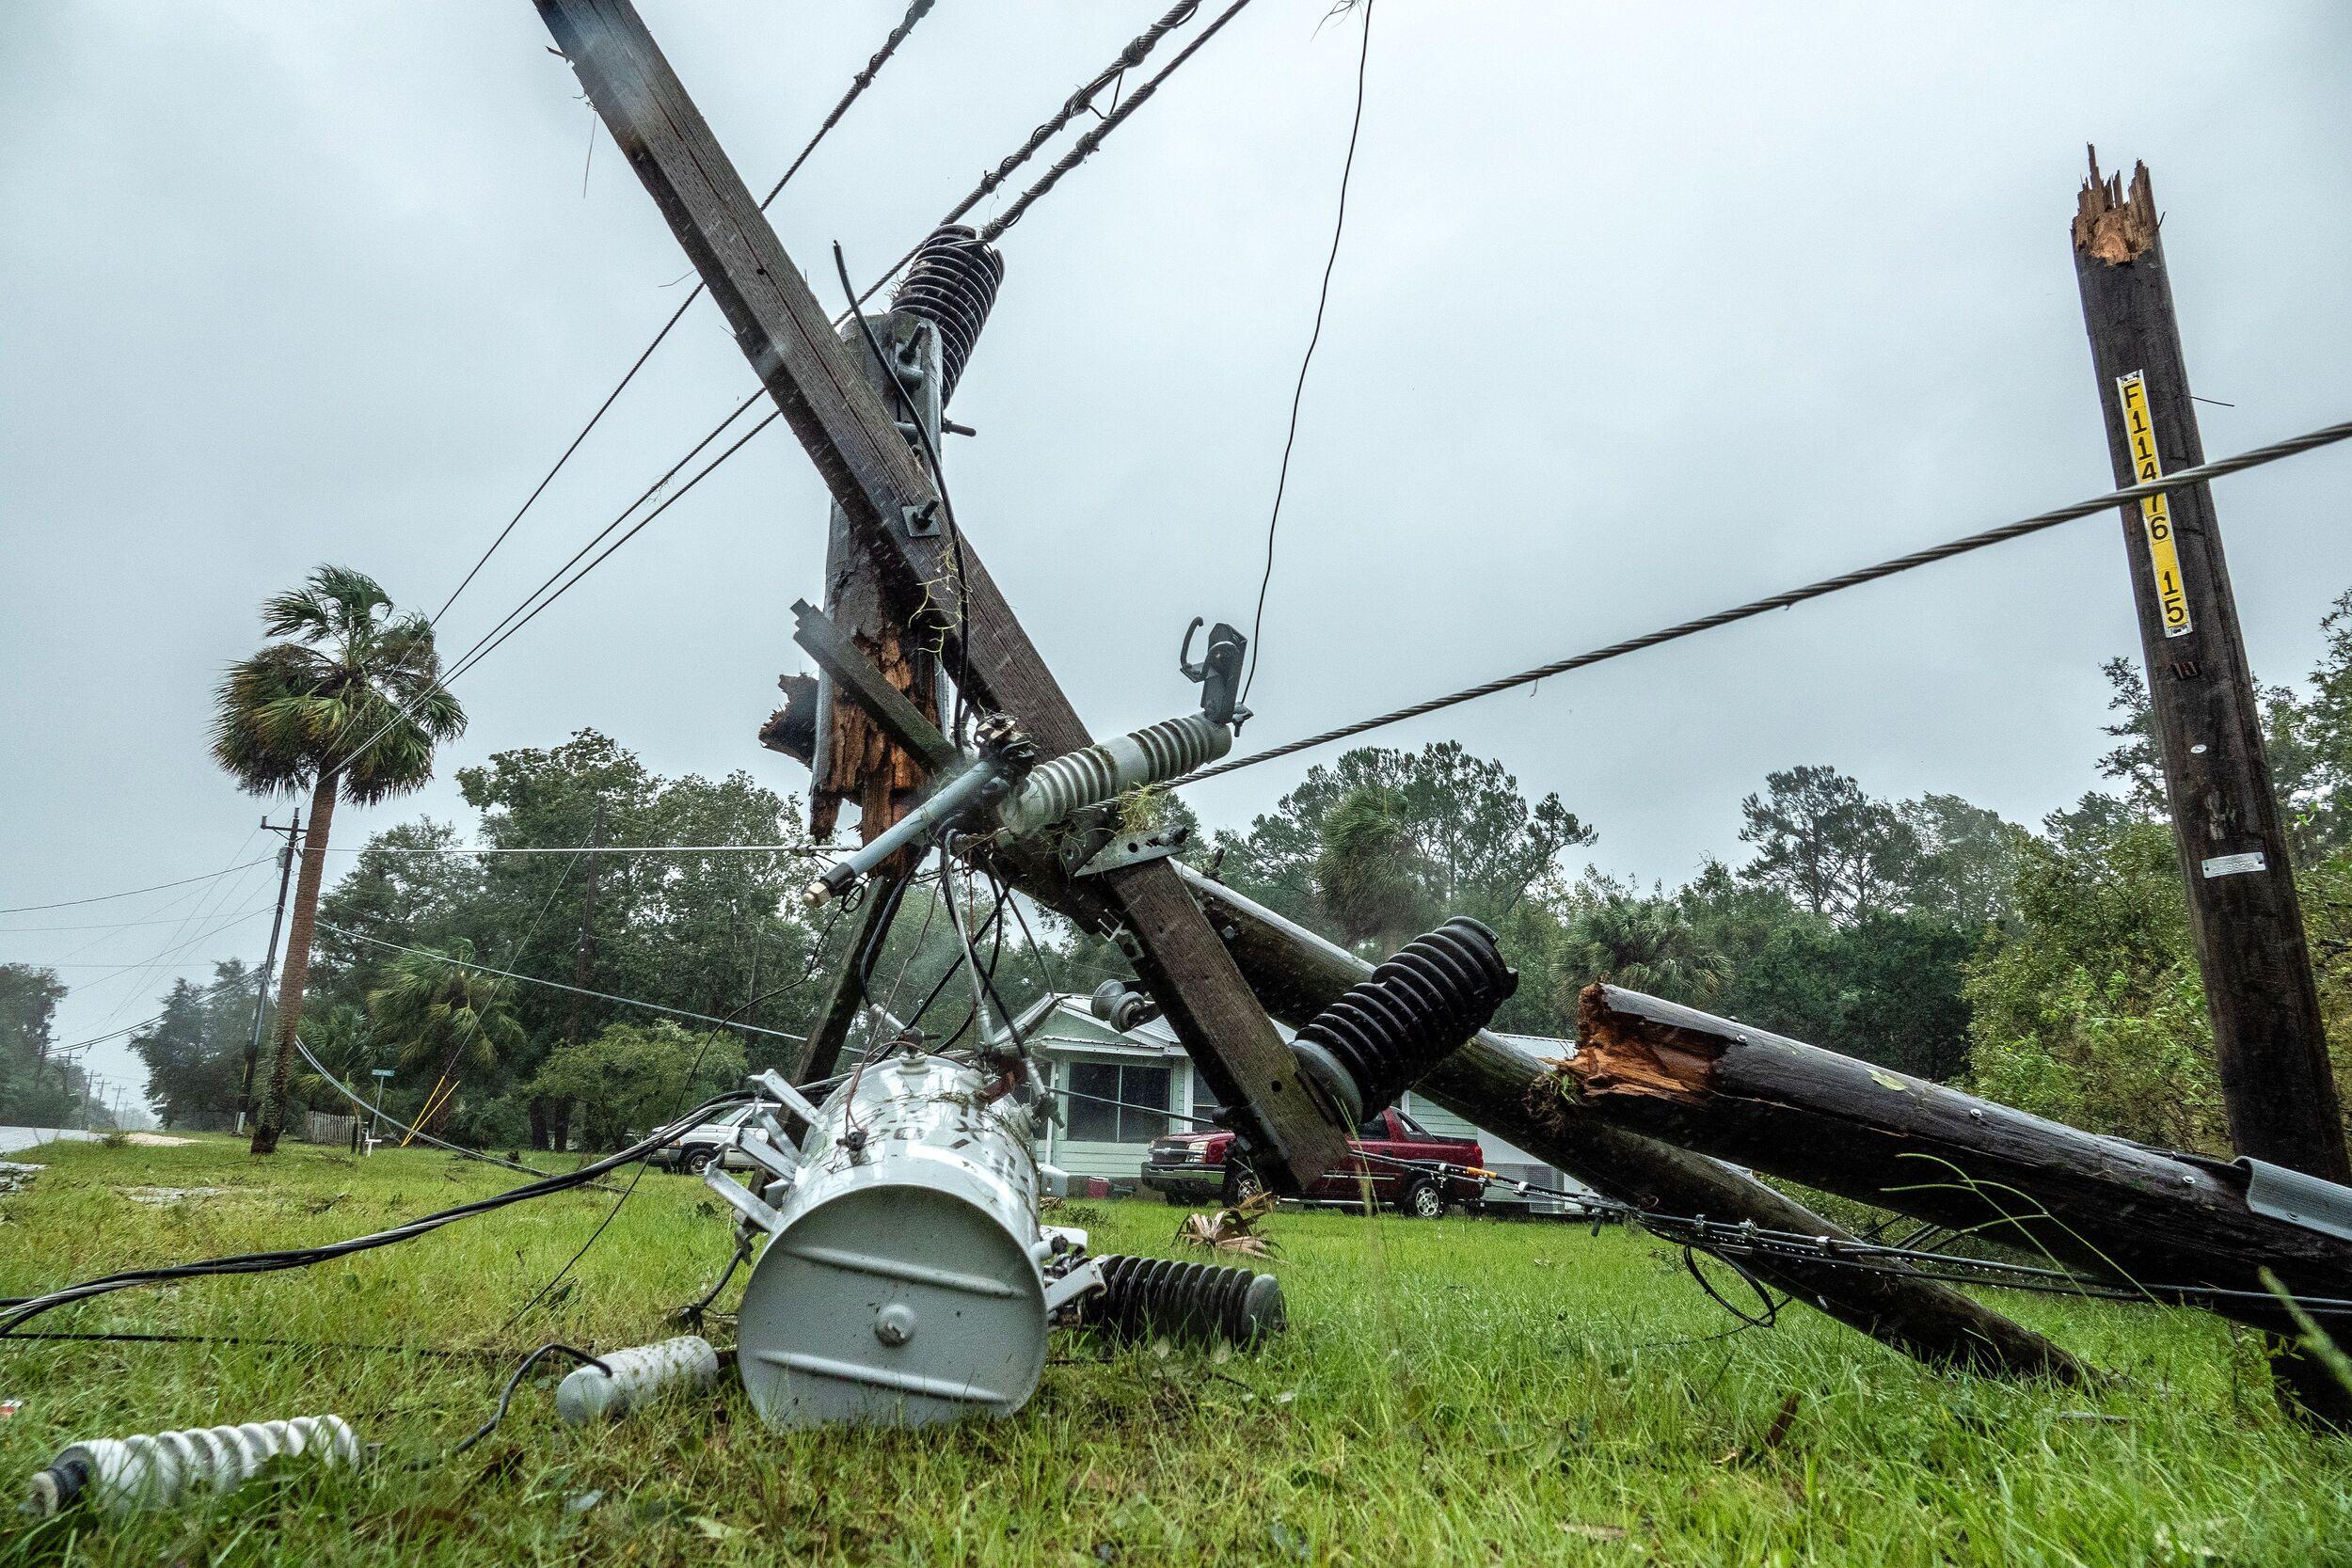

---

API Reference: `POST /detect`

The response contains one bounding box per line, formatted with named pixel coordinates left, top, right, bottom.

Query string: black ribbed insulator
left=890, top=225, right=1004, bottom=406
left=1078, top=1255, right=1285, bottom=1347
left=1290, top=917, right=1518, bottom=1126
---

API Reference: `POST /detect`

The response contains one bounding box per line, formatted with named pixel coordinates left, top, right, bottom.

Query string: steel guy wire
left=318, top=922, right=807, bottom=1043
left=431, top=0, right=941, bottom=630
left=291, top=1031, right=562, bottom=1181
left=977, top=0, right=1261, bottom=245
left=331, top=5, right=1250, bottom=773
left=394, top=820, right=596, bottom=1147
left=1180, top=415, right=2352, bottom=786
left=1241, top=0, right=1373, bottom=707
left=844, top=1, right=1206, bottom=308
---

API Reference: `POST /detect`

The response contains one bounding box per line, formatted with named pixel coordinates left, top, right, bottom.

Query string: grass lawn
left=0, top=1134, right=2346, bottom=1566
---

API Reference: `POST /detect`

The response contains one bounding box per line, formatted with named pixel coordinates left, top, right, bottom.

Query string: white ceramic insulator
left=997, top=712, right=1232, bottom=835
left=55, top=1415, right=359, bottom=1517
left=555, top=1336, right=720, bottom=1424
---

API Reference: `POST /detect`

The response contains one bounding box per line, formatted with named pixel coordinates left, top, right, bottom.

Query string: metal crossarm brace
left=792, top=599, right=956, bottom=771
left=534, top=0, right=1346, bottom=1186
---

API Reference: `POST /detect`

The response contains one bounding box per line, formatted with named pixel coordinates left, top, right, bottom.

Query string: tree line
left=99, top=564, right=2352, bottom=1159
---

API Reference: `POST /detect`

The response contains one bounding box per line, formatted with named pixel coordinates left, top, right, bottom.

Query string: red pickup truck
left=1141, top=1106, right=1486, bottom=1218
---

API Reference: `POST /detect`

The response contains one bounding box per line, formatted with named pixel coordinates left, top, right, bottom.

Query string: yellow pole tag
left=2117, top=370, right=2193, bottom=639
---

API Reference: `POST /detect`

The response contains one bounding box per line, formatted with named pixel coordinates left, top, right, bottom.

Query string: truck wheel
left=1223, top=1163, right=1265, bottom=1205
left=680, top=1147, right=715, bottom=1176
left=1402, top=1179, right=1444, bottom=1219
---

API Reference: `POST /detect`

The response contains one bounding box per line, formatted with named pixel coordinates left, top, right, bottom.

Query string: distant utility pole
left=238, top=812, right=303, bottom=1132
left=2074, top=154, right=2350, bottom=1181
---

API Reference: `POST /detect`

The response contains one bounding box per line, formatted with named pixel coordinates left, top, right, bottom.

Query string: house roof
left=1012, top=993, right=1299, bottom=1060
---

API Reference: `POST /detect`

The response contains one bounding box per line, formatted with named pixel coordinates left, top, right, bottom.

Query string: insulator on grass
left=1289, top=917, right=1518, bottom=1127
left=555, top=1336, right=720, bottom=1424
left=1078, top=1254, right=1285, bottom=1347
left=997, top=712, right=1232, bottom=836
left=24, top=1414, right=359, bottom=1519
left=890, top=225, right=1004, bottom=406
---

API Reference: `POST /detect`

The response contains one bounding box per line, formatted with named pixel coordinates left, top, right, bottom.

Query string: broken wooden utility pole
left=2074, top=152, right=2349, bottom=1186
left=1178, top=870, right=2087, bottom=1383
left=534, top=0, right=1349, bottom=1189
left=1565, top=985, right=2352, bottom=1344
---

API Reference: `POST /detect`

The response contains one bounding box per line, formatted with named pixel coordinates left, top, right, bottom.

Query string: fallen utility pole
left=1174, top=870, right=2086, bottom=1383
left=535, top=0, right=1348, bottom=1189
left=1565, top=984, right=2352, bottom=1347
left=2074, top=152, right=2349, bottom=1186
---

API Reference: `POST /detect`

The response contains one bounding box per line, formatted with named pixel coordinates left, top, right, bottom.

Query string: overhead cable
left=0, top=860, right=273, bottom=916
left=1242, top=0, right=1375, bottom=705
left=846, top=0, right=1206, bottom=308
left=290, top=1032, right=559, bottom=1180
left=977, top=0, right=1259, bottom=245
left=1179, top=416, right=2352, bottom=785
left=430, top=0, right=941, bottom=628
left=321, top=843, right=838, bottom=858
left=316, top=923, right=807, bottom=1043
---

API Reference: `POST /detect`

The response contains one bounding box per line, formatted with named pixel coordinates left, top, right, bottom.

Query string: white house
left=1012, top=993, right=1591, bottom=1212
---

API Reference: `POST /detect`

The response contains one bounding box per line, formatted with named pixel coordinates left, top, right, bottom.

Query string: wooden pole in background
left=2073, top=153, right=2348, bottom=1185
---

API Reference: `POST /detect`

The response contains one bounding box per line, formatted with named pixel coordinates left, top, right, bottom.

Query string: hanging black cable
left=1241, top=0, right=1374, bottom=706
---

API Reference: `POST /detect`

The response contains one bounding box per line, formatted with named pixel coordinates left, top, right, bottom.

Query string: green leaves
left=211, top=564, right=465, bottom=806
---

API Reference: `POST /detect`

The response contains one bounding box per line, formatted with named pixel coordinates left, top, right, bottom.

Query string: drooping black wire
left=1241, top=0, right=1374, bottom=707
left=0, top=1092, right=752, bottom=1334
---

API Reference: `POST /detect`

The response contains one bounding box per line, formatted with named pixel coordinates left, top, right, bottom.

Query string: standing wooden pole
left=2072, top=152, right=2348, bottom=1185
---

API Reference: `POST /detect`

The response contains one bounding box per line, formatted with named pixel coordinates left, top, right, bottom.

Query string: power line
left=430, top=0, right=941, bottom=629
left=317, top=923, right=806, bottom=1043
left=845, top=1, right=1207, bottom=308
left=1180, top=415, right=2352, bottom=786
left=977, top=0, right=1259, bottom=245
left=318, top=843, right=839, bottom=858
left=331, top=0, right=1261, bottom=773
left=1241, top=0, right=1374, bottom=706
left=0, top=860, right=273, bottom=916
left=0, top=902, right=277, bottom=936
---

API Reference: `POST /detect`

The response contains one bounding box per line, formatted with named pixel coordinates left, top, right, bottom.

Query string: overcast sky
left=5, top=2, right=2349, bottom=1109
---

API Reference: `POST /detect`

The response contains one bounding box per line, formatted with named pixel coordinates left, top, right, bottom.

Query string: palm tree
left=1564, top=896, right=1732, bottom=1010
left=1314, top=784, right=1434, bottom=955
left=367, top=940, right=524, bottom=1084
left=213, top=565, right=464, bottom=1153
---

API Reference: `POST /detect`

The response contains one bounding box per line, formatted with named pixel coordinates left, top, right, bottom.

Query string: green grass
left=0, top=1135, right=2346, bottom=1566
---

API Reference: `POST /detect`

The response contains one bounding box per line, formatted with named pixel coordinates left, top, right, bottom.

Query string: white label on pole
left=2201, top=851, right=2266, bottom=879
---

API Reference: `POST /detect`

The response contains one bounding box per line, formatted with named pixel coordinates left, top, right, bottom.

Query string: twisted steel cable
left=1176, top=418, right=2352, bottom=786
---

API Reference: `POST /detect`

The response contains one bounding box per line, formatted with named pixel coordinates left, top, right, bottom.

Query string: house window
left=1066, top=1061, right=1171, bottom=1143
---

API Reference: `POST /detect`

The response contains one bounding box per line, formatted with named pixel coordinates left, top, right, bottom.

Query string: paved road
left=0, top=1127, right=98, bottom=1155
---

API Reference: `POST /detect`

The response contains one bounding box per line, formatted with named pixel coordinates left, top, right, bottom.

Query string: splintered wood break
left=2073, top=147, right=2158, bottom=265
left=1567, top=982, right=1719, bottom=1102
left=813, top=623, right=937, bottom=844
